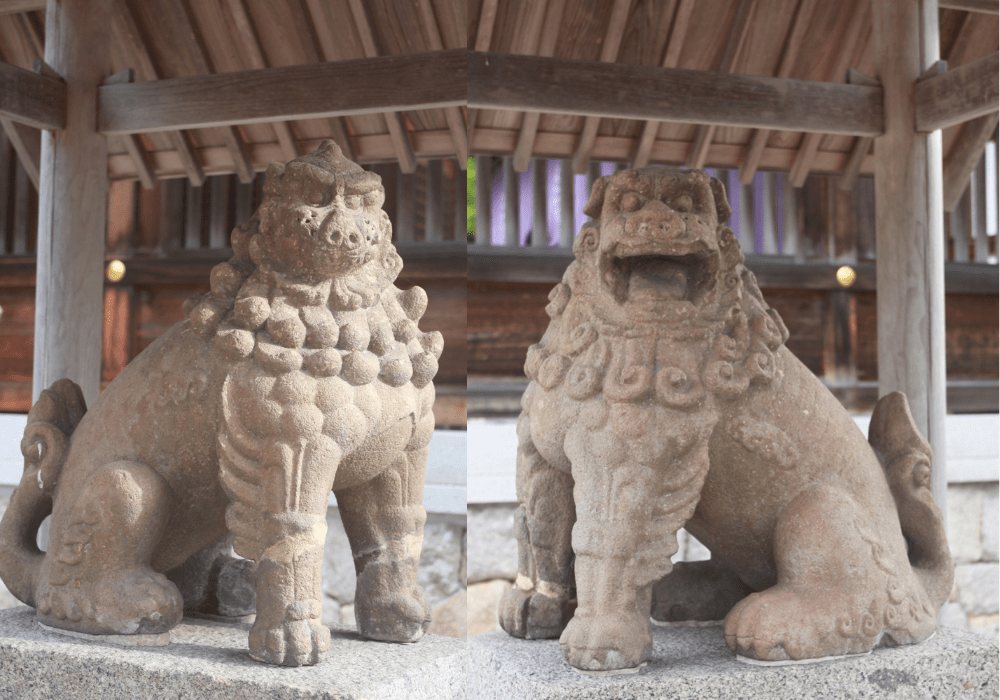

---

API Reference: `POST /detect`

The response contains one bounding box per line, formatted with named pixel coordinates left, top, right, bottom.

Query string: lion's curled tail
left=868, top=392, right=954, bottom=610
left=0, top=379, right=86, bottom=606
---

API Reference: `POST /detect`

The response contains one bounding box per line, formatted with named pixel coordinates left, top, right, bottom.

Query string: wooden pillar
left=559, top=159, right=574, bottom=247
left=33, top=0, right=112, bottom=406
left=531, top=158, right=547, bottom=247
left=872, top=0, right=947, bottom=514
left=474, top=155, right=491, bottom=245
left=503, top=156, right=518, bottom=246
left=396, top=167, right=414, bottom=243
left=454, top=161, right=466, bottom=242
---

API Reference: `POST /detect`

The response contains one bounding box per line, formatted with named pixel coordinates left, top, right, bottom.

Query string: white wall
left=468, top=414, right=999, bottom=504
left=0, top=414, right=467, bottom=516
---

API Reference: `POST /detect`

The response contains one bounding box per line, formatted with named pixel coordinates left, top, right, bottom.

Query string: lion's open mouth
left=601, top=253, right=717, bottom=305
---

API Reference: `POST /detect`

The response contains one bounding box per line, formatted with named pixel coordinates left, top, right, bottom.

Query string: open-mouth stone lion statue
left=0, top=141, right=442, bottom=666
left=498, top=166, right=953, bottom=673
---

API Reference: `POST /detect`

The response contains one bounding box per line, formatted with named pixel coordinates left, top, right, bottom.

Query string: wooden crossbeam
left=915, top=51, right=999, bottom=132
left=571, top=0, right=633, bottom=174
left=0, top=60, right=64, bottom=129
left=300, top=0, right=356, bottom=161
left=738, top=0, right=819, bottom=183
left=416, top=0, right=467, bottom=168
left=0, top=116, right=38, bottom=188
left=99, top=50, right=466, bottom=136
left=939, top=0, right=999, bottom=12
left=631, top=0, right=696, bottom=168
left=467, top=0, right=500, bottom=146
left=943, top=112, right=1000, bottom=211
left=512, top=0, right=567, bottom=172
left=347, top=0, right=416, bottom=173
left=469, top=52, right=883, bottom=137
left=0, top=0, right=44, bottom=15
left=686, top=0, right=758, bottom=170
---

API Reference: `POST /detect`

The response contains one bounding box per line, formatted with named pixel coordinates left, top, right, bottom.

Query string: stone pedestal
left=468, top=623, right=999, bottom=699
left=0, top=606, right=466, bottom=699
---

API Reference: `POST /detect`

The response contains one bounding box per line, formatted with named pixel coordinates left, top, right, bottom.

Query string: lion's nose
left=626, top=205, right=685, bottom=240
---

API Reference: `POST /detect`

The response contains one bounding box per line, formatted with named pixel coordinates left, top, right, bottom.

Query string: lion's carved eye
left=345, top=195, right=362, bottom=209
left=620, top=192, right=642, bottom=212
left=672, top=194, right=693, bottom=213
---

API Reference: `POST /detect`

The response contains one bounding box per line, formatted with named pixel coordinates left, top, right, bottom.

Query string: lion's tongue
left=627, top=258, right=688, bottom=302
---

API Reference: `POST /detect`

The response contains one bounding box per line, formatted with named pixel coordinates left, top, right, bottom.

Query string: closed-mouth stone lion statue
left=0, top=140, right=442, bottom=666
left=498, top=166, right=953, bottom=673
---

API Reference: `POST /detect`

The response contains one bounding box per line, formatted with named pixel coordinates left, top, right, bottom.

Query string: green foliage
left=467, top=157, right=476, bottom=240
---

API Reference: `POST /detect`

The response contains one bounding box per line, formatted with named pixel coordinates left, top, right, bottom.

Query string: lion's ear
left=582, top=176, right=609, bottom=219
left=709, top=176, right=732, bottom=224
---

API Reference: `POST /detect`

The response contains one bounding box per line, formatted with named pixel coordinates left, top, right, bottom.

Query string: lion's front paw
left=248, top=618, right=329, bottom=666
left=558, top=612, right=652, bottom=672
left=498, top=586, right=574, bottom=640
left=355, top=586, right=431, bottom=643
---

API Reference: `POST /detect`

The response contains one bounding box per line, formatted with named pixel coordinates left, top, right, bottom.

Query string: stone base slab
left=0, top=606, right=466, bottom=700
left=468, top=623, right=999, bottom=699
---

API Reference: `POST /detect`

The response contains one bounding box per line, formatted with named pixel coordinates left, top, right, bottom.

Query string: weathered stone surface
left=418, top=520, right=465, bottom=607
left=0, top=142, right=443, bottom=667
left=469, top=579, right=511, bottom=636
left=955, top=563, right=1000, bottom=615
left=982, top=484, right=998, bottom=562
left=948, top=484, right=984, bottom=563
left=0, top=606, right=465, bottom=700
left=467, top=504, right=519, bottom=583
left=427, top=589, right=466, bottom=638
left=499, top=168, right=955, bottom=672
left=469, top=623, right=999, bottom=700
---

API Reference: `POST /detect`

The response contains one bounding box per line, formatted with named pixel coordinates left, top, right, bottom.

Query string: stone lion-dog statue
left=0, top=141, right=442, bottom=666
left=498, top=167, right=953, bottom=673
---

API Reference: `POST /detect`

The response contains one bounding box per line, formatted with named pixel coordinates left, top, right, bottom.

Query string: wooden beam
left=943, top=111, right=1000, bottom=211
left=872, top=0, right=947, bottom=512
left=512, top=0, right=567, bottom=172
left=939, top=0, right=998, bottom=12
left=0, top=0, right=45, bottom=15
left=347, top=0, right=417, bottom=173
left=686, top=0, right=759, bottom=170
left=300, top=0, right=356, bottom=160
left=0, top=60, right=64, bottom=129
left=99, top=50, right=466, bottom=135
left=415, top=0, right=466, bottom=167
left=837, top=136, right=873, bottom=191
left=632, top=0, right=696, bottom=169
left=738, top=0, right=821, bottom=183
left=220, top=125, right=254, bottom=184
left=915, top=51, right=1000, bottom=131
left=469, top=52, right=884, bottom=137
left=786, top=5, right=871, bottom=187
left=571, top=0, right=633, bottom=174
left=103, top=68, right=156, bottom=190
left=34, top=0, right=111, bottom=406
left=110, top=0, right=203, bottom=185
left=467, top=0, right=500, bottom=145
left=0, top=116, right=38, bottom=188
left=224, top=0, right=299, bottom=161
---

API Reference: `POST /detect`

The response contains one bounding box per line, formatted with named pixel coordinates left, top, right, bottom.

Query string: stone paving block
left=468, top=623, right=999, bottom=700
left=0, top=606, right=466, bottom=700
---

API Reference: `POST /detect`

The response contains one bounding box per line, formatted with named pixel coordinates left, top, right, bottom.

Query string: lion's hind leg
left=36, top=460, right=183, bottom=636
left=723, top=484, right=936, bottom=663
left=498, top=413, right=576, bottom=640
left=336, top=444, right=432, bottom=643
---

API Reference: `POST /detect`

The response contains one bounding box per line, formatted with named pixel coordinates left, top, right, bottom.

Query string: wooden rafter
left=0, top=116, right=38, bottom=188
left=416, top=0, right=466, bottom=168
left=469, top=52, right=883, bottom=137
left=467, top=0, right=499, bottom=146
left=347, top=0, right=416, bottom=174
left=111, top=0, right=204, bottom=185
left=0, top=60, right=63, bottom=129
left=225, top=0, right=298, bottom=162
left=915, top=51, right=999, bottom=132
left=512, top=0, right=567, bottom=172
left=99, top=51, right=466, bottom=136
left=939, top=0, right=999, bottom=12
left=788, top=4, right=870, bottom=187
left=738, top=0, right=818, bottom=184
left=103, top=68, right=156, bottom=190
left=571, top=0, right=632, bottom=174
left=302, top=0, right=356, bottom=161
left=686, top=0, right=758, bottom=170
left=0, top=1, right=44, bottom=16
left=631, top=0, right=695, bottom=169
left=943, top=112, right=1000, bottom=211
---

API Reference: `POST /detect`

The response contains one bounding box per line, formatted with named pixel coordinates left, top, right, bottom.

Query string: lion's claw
left=248, top=619, right=329, bottom=666
left=559, top=613, right=652, bottom=672
left=499, top=587, right=573, bottom=639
